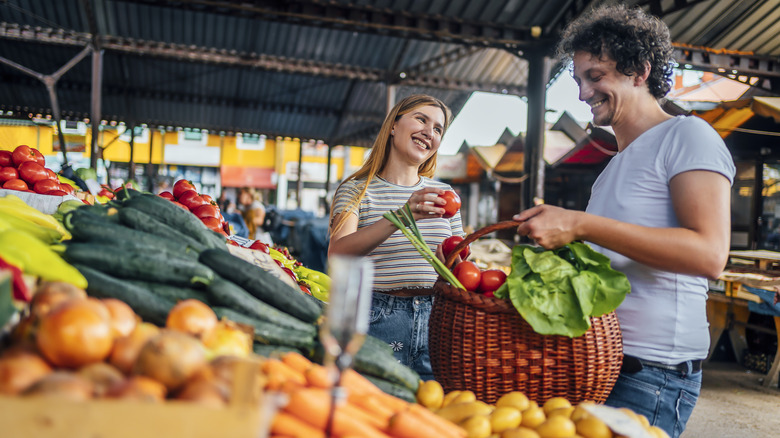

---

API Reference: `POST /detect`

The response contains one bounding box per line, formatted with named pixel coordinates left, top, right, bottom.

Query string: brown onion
left=102, top=298, right=138, bottom=338
left=36, top=298, right=114, bottom=368
left=29, top=282, right=87, bottom=318
left=0, top=349, right=53, bottom=395
left=165, top=299, right=218, bottom=339
left=77, top=362, right=126, bottom=397
left=105, top=375, right=167, bottom=402
left=133, top=330, right=207, bottom=391
left=109, top=322, right=160, bottom=375
left=22, top=371, right=93, bottom=401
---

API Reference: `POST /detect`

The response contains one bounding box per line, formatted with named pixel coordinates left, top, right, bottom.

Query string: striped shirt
left=332, top=176, right=464, bottom=291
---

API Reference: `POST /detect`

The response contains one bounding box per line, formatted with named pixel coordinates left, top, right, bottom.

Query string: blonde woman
left=328, top=94, right=464, bottom=380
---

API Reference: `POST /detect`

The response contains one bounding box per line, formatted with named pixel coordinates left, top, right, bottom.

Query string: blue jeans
left=605, top=361, right=702, bottom=438
left=368, top=292, right=434, bottom=381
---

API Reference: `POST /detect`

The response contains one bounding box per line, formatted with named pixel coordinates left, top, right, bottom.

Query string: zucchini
left=213, top=307, right=315, bottom=350
left=64, top=243, right=215, bottom=287
left=199, top=249, right=322, bottom=324
left=362, top=375, right=417, bottom=403
left=123, top=195, right=226, bottom=249
left=125, top=280, right=211, bottom=305
left=66, top=215, right=193, bottom=256
left=118, top=207, right=206, bottom=252
left=362, top=334, right=394, bottom=356
left=252, top=343, right=302, bottom=358
left=114, top=187, right=144, bottom=201
left=73, top=264, right=175, bottom=326
left=206, top=276, right=316, bottom=335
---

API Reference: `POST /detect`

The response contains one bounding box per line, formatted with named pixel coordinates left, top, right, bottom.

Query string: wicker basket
left=429, top=221, right=623, bottom=405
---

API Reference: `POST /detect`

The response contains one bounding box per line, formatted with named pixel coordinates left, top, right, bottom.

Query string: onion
left=36, top=298, right=114, bottom=368
left=133, top=330, right=207, bottom=391
left=105, top=375, right=167, bottom=402
left=109, top=322, right=160, bottom=375
left=0, top=349, right=53, bottom=395
left=175, top=378, right=227, bottom=408
left=29, top=282, right=87, bottom=318
left=22, top=371, right=94, bottom=401
left=77, top=362, right=125, bottom=397
left=165, top=299, right=218, bottom=339
left=202, top=319, right=253, bottom=358
left=101, top=298, right=138, bottom=338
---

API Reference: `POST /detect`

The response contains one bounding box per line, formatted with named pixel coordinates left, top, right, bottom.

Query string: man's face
left=572, top=51, right=638, bottom=127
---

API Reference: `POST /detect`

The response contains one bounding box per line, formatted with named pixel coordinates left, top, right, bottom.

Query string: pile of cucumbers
left=61, top=192, right=420, bottom=398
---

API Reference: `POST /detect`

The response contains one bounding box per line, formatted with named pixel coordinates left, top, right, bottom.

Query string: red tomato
left=45, top=168, right=57, bottom=180
left=17, top=162, right=49, bottom=185
left=479, top=269, right=507, bottom=294
left=248, top=240, right=269, bottom=253
left=440, top=190, right=461, bottom=218
left=281, top=267, right=298, bottom=282
left=200, top=217, right=227, bottom=236
left=11, top=145, right=45, bottom=167
left=44, top=190, right=68, bottom=196
left=171, top=201, right=188, bottom=210
left=3, top=178, right=28, bottom=191
left=98, top=188, right=115, bottom=199
left=173, top=179, right=197, bottom=199
left=59, top=183, right=75, bottom=195
left=0, top=167, right=19, bottom=183
left=0, top=151, right=12, bottom=167
left=159, top=191, right=174, bottom=200
left=298, top=283, right=312, bottom=296
left=33, top=179, right=62, bottom=194
left=178, top=190, right=207, bottom=210
left=453, top=261, right=481, bottom=292
left=200, top=194, right=214, bottom=204
left=441, top=235, right=470, bottom=260
left=192, top=204, right=219, bottom=219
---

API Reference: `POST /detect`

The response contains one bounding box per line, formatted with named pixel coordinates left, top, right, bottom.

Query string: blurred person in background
left=239, top=187, right=273, bottom=245
left=219, top=197, right=249, bottom=238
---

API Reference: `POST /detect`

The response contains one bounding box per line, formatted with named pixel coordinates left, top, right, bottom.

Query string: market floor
left=683, top=360, right=780, bottom=437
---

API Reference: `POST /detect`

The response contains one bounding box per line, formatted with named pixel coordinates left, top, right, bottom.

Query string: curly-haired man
left=513, top=5, right=735, bottom=437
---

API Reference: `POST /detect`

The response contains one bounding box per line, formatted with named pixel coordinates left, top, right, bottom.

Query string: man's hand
left=513, top=205, right=585, bottom=249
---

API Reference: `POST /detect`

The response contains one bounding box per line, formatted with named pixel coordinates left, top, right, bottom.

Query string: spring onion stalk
left=383, top=205, right=465, bottom=290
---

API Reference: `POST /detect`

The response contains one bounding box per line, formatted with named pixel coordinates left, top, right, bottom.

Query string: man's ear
left=634, top=60, right=652, bottom=86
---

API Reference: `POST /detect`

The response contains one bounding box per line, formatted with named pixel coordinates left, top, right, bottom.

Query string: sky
left=438, top=71, right=593, bottom=155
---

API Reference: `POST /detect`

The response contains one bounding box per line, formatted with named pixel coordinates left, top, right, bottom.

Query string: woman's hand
left=406, top=187, right=446, bottom=220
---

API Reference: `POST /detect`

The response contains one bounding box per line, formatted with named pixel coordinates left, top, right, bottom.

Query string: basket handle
left=445, top=220, right=523, bottom=269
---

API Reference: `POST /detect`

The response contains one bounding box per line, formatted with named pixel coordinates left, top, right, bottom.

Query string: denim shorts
left=367, top=292, right=434, bottom=381
left=605, top=361, right=702, bottom=438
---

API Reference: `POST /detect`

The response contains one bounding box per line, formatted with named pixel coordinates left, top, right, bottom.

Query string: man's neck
left=613, top=98, right=674, bottom=152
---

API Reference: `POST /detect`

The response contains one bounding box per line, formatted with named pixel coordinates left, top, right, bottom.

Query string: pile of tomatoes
left=442, top=235, right=508, bottom=297
left=160, top=179, right=229, bottom=236
left=0, top=145, right=75, bottom=196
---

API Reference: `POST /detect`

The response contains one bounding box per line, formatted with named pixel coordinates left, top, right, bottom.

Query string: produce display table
left=709, top=265, right=780, bottom=389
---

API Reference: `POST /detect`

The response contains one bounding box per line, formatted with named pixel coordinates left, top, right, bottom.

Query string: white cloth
left=586, top=116, right=736, bottom=364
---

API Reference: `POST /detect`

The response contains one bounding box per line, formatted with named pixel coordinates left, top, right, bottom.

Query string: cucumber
left=363, top=375, right=417, bottom=403
left=199, top=249, right=322, bottom=324
left=73, top=264, right=175, bottom=326
left=206, top=276, right=316, bottom=335
left=66, top=215, right=194, bottom=256
left=113, top=187, right=144, bottom=201
left=64, top=243, right=215, bottom=287
left=125, top=280, right=211, bottom=305
left=362, top=334, right=394, bottom=356
left=118, top=207, right=206, bottom=253
left=123, top=194, right=226, bottom=249
left=213, top=307, right=315, bottom=349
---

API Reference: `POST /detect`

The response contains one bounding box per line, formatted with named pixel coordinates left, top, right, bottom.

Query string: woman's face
left=390, top=105, right=445, bottom=166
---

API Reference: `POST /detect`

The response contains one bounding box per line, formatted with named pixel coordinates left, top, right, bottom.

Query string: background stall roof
left=0, top=0, right=777, bottom=148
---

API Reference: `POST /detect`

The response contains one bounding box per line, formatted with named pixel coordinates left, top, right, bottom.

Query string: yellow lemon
left=501, top=427, right=542, bottom=438
left=451, top=390, right=478, bottom=405
left=543, top=397, right=572, bottom=415
left=461, top=414, right=492, bottom=438
left=521, top=406, right=547, bottom=428
left=575, top=416, right=612, bottom=438
left=497, top=391, right=531, bottom=411
left=442, top=390, right=463, bottom=408
left=490, top=406, right=523, bottom=433
left=570, top=404, right=592, bottom=422
left=535, top=416, right=577, bottom=438
left=416, top=379, right=444, bottom=409
left=548, top=406, right=575, bottom=419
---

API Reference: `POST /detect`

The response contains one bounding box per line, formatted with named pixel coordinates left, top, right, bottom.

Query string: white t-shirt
left=586, top=116, right=736, bottom=363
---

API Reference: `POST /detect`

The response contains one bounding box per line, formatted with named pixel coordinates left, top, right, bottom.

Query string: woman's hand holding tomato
left=439, top=190, right=461, bottom=218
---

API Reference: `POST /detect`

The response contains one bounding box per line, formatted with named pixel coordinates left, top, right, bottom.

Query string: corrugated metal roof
left=0, top=0, right=777, bottom=148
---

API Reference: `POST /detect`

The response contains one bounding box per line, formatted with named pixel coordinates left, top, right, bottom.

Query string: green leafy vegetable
left=495, top=242, right=630, bottom=337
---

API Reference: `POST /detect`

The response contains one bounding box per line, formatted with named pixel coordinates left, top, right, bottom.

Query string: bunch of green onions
left=383, top=205, right=465, bottom=289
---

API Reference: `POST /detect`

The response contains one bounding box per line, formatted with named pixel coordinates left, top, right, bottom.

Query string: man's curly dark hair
left=556, top=4, right=674, bottom=99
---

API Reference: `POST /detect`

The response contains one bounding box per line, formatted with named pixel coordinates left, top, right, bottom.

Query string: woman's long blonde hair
left=329, top=94, right=452, bottom=234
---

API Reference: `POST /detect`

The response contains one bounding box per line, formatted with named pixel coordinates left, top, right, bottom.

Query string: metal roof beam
left=120, top=0, right=545, bottom=49
left=673, top=44, right=780, bottom=94
left=638, top=0, right=711, bottom=17
left=0, top=23, right=524, bottom=95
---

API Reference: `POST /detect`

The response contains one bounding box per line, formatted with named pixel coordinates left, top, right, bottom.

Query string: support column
left=523, top=47, right=551, bottom=210
left=386, top=84, right=397, bottom=113
left=90, top=42, right=104, bottom=170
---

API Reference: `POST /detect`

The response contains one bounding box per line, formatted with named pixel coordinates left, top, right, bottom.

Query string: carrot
left=283, top=388, right=392, bottom=438
left=271, top=412, right=326, bottom=438
left=407, top=404, right=467, bottom=437
left=387, top=409, right=452, bottom=438
left=341, top=369, right=384, bottom=395
left=348, top=392, right=396, bottom=423
left=262, top=358, right=307, bottom=386
left=281, top=351, right=313, bottom=374
left=304, top=364, right=334, bottom=389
